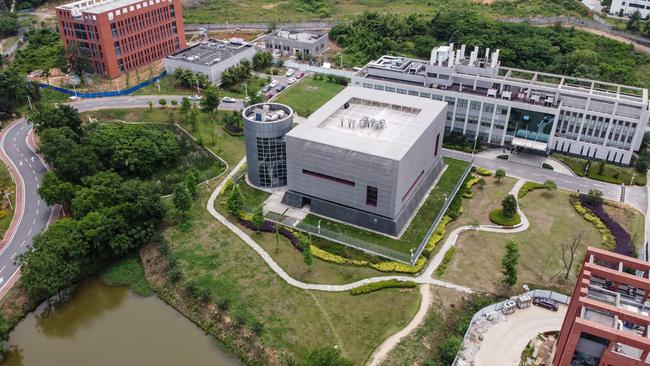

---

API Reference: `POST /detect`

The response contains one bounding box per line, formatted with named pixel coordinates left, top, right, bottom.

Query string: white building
left=353, top=44, right=650, bottom=165
left=609, top=0, right=650, bottom=18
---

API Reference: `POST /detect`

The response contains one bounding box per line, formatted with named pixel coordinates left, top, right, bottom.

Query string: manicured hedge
left=435, top=247, right=456, bottom=277
left=489, top=208, right=521, bottom=226
left=474, top=167, right=492, bottom=176
left=518, top=182, right=545, bottom=198
left=579, top=195, right=634, bottom=256
left=350, top=279, right=417, bottom=295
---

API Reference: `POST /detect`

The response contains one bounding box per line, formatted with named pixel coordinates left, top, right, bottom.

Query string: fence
left=36, top=71, right=167, bottom=99
left=283, top=61, right=354, bottom=78
left=184, top=21, right=335, bottom=31
left=0, top=33, right=26, bottom=58
left=265, top=160, right=473, bottom=265
left=453, top=289, right=571, bottom=366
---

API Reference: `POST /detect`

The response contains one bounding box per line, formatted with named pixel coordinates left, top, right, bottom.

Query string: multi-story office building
left=281, top=87, right=447, bottom=236
left=353, top=44, right=649, bottom=165
left=554, top=247, right=650, bottom=365
left=56, top=0, right=186, bottom=79
left=610, top=0, right=650, bottom=18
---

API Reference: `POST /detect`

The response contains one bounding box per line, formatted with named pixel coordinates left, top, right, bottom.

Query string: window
left=434, top=133, right=440, bottom=156
left=366, top=186, right=378, bottom=207
left=302, top=169, right=355, bottom=187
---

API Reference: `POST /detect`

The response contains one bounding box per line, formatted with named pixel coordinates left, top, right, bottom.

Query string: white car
left=189, top=94, right=202, bottom=101
left=285, top=69, right=295, bottom=77
left=269, top=79, right=279, bottom=88
left=68, top=96, right=81, bottom=101
left=222, top=96, right=236, bottom=103
left=286, top=77, right=297, bottom=85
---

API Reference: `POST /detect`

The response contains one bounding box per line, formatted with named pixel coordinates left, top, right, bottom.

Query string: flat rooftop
left=270, top=29, right=325, bottom=44
left=166, top=40, right=251, bottom=67
left=286, top=87, right=447, bottom=160
left=57, top=0, right=153, bottom=14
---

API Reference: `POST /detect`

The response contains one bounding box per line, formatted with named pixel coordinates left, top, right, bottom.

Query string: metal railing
left=35, top=71, right=167, bottom=99
left=283, top=61, right=354, bottom=78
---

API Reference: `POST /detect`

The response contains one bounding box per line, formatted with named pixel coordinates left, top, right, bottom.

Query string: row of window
left=557, top=111, right=636, bottom=148
left=110, top=5, right=175, bottom=38
left=117, top=37, right=179, bottom=72
left=256, top=137, right=287, bottom=187
left=113, top=22, right=175, bottom=56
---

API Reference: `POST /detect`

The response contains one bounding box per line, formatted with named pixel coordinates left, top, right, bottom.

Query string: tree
left=251, top=205, right=264, bottom=231
left=253, top=51, right=273, bottom=71
left=501, top=194, right=518, bottom=219
left=597, top=161, right=605, bottom=175
left=561, top=231, right=583, bottom=280
left=300, top=235, right=313, bottom=271
left=477, top=177, right=486, bottom=190
left=0, top=69, right=29, bottom=121
left=38, top=171, right=77, bottom=212
left=495, top=169, right=506, bottom=182
left=0, top=14, right=20, bottom=38
left=28, top=104, right=83, bottom=135
left=158, top=98, right=167, bottom=108
left=201, top=85, right=220, bottom=115
left=171, top=99, right=178, bottom=109
left=183, top=169, right=200, bottom=198
left=627, top=10, right=642, bottom=32
left=148, top=101, right=153, bottom=111
left=300, top=347, right=353, bottom=366
left=586, top=189, right=604, bottom=205
left=501, top=240, right=520, bottom=286
left=543, top=179, right=557, bottom=193
left=225, top=182, right=244, bottom=217
left=180, top=97, right=192, bottom=119
left=188, top=108, right=198, bottom=131
left=173, top=182, right=192, bottom=215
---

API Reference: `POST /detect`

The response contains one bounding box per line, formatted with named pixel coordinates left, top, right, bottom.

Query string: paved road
left=473, top=305, right=567, bottom=366
left=443, top=148, right=648, bottom=213
left=0, top=121, right=53, bottom=296
left=71, top=95, right=245, bottom=111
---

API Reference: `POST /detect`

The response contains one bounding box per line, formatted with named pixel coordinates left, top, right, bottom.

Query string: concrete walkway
left=475, top=149, right=575, bottom=176
left=473, top=305, right=567, bottom=366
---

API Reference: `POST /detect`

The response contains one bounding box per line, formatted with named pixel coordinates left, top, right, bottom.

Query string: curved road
left=0, top=120, right=53, bottom=296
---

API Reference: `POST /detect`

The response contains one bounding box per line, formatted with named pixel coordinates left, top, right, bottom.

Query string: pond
left=1, top=280, right=242, bottom=366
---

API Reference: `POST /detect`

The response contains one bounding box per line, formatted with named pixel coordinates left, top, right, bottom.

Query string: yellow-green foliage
left=466, top=176, right=481, bottom=190
left=572, top=201, right=616, bottom=249
left=475, top=167, right=492, bottom=176
left=310, top=245, right=368, bottom=266
left=240, top=212, right=253, bottom=221
left=370, top=256, right=426, bottom=274
left=350, top=279, right=417, bottom=295
left=518, top=181, right=544, bottom=198
left=220, top=179, right=234, bottom=195
left=423, top=215, right=452, bottom=256
left=462, top=192, right=474, bottom=199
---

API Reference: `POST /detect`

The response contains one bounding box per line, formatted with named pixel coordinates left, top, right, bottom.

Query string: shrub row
left=423, top=215, right=452, bottom=256
left=435, top=247, right=456, bottom=277
left=474, top=167, right=492, bottom=176
left=488, top=208, right=521, bottom=226
left=350, top=279, right=417, bottom=295
left=579, top=195, right=633, bottom=256
left=517, top=182, right=545, bottom=198
left=571, top=197, right=616, bottom=250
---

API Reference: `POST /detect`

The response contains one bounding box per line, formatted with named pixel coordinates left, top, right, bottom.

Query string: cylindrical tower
left=243, top=103, right=294, bottom=188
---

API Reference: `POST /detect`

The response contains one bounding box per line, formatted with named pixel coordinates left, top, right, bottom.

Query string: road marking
left=10, top=253, right=16, bottom=260
left=0, top=266, right=5, bottom=272
left=32, top=218, right=36, bottom=224
left=36, top=208, right=39, bottom=215
left=19, top=241, right=25, bottom=247
left=27, top=228, right=32, bottom=236
left=18, top=161, right=22, bottom=166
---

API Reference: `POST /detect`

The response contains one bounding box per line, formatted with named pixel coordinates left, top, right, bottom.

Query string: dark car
left=266, top=93, right=274, bottom=100
left=532, top=297, right=559, bottom=311
left=297, top=72, right=305, bottom=79
left=275, top=85, right=286, bottom=92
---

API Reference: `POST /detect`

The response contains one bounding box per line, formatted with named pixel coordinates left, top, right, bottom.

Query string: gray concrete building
left=243, top=103, right=294, bottom=188
left=265, top=28, right=328, bottom=56
left=353, top=44, right=650, bottom=165
left=281, top=87, right=447, bottom=236
left=164, top=39, right=256, bottom=84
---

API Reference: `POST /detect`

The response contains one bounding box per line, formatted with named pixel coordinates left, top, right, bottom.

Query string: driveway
left=474, top=305, right=567, bottom=366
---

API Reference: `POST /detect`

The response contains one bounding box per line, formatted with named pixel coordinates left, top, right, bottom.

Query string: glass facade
left=507, top=107, right=555, bottom=143
left=256, top=136, right=287, bottom=187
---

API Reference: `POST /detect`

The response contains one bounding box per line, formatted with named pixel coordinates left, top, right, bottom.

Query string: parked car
left=286, top=77, right=297, bottom=85
left=269, top=79, right=279, bottom=88
left=285, top=69, right=295, bottom=77
left=189, top=94, right=202, bottom=101
left=68, top=95, right=81, bottom=101
left=275, top=85, right=286, bottom=92
left=532, top=297, right=559, bottom=311
left=222, top=96, right=236, bottom=103
left=296, top=72, right=305, bottom=79
left=262, top=84, right=272, bottom=92
left=266, top=93, right=274, bottom=100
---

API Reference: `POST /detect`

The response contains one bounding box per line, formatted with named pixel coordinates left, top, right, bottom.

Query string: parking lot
left=473, top=304, right=567, bottom=366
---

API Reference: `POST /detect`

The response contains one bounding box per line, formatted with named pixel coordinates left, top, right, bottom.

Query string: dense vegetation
left=11, top=28, right=67, bottom=74
left=0, top=68, right=39, bottom=120
left=331, top=11, right=650, bottom=87
left=17, top=105, right=200, bottom=301
left=0, top=13, right=19, bottom=38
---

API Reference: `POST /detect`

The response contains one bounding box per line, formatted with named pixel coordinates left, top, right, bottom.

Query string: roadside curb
left=0, top=121, right=25, bottom=260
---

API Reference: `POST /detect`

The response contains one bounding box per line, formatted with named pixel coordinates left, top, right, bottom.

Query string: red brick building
left=55, top=0, right=186, bottom=79
left=554, top=247, right=650, bottom=365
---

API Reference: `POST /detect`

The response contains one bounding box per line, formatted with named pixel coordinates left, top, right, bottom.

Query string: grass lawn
left=164, top=181, right=421, bottom=364
left=447, top=176, right=516, bottom=230
left=0, top=162, right=15, bottom=240
left=183, top=0, right=589, bottom=24
left=298, top=158, right=470, bottom=256
left=552, top=153, right=646, bottom=186
left=273, top=76, right=346, bottom=117
left=441, top=188, right=639, bottom=294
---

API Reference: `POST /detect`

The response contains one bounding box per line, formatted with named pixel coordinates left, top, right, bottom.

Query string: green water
left=0, top=280, right=242, bottom=366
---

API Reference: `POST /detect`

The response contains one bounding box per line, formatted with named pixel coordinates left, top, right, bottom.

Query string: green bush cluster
left=435, top=247, right=456, bottom=277
left=350, top=279, right=417, bottom=295
left=517, top=182, right=545, bottom=198
left=489, top=208, right=522, bottom=226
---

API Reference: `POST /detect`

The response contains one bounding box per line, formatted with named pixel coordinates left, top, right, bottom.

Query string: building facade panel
left=265, top=28, right=328, bottom=56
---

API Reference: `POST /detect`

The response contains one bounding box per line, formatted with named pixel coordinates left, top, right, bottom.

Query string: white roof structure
left=286, top=87, right=447, bottom=160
